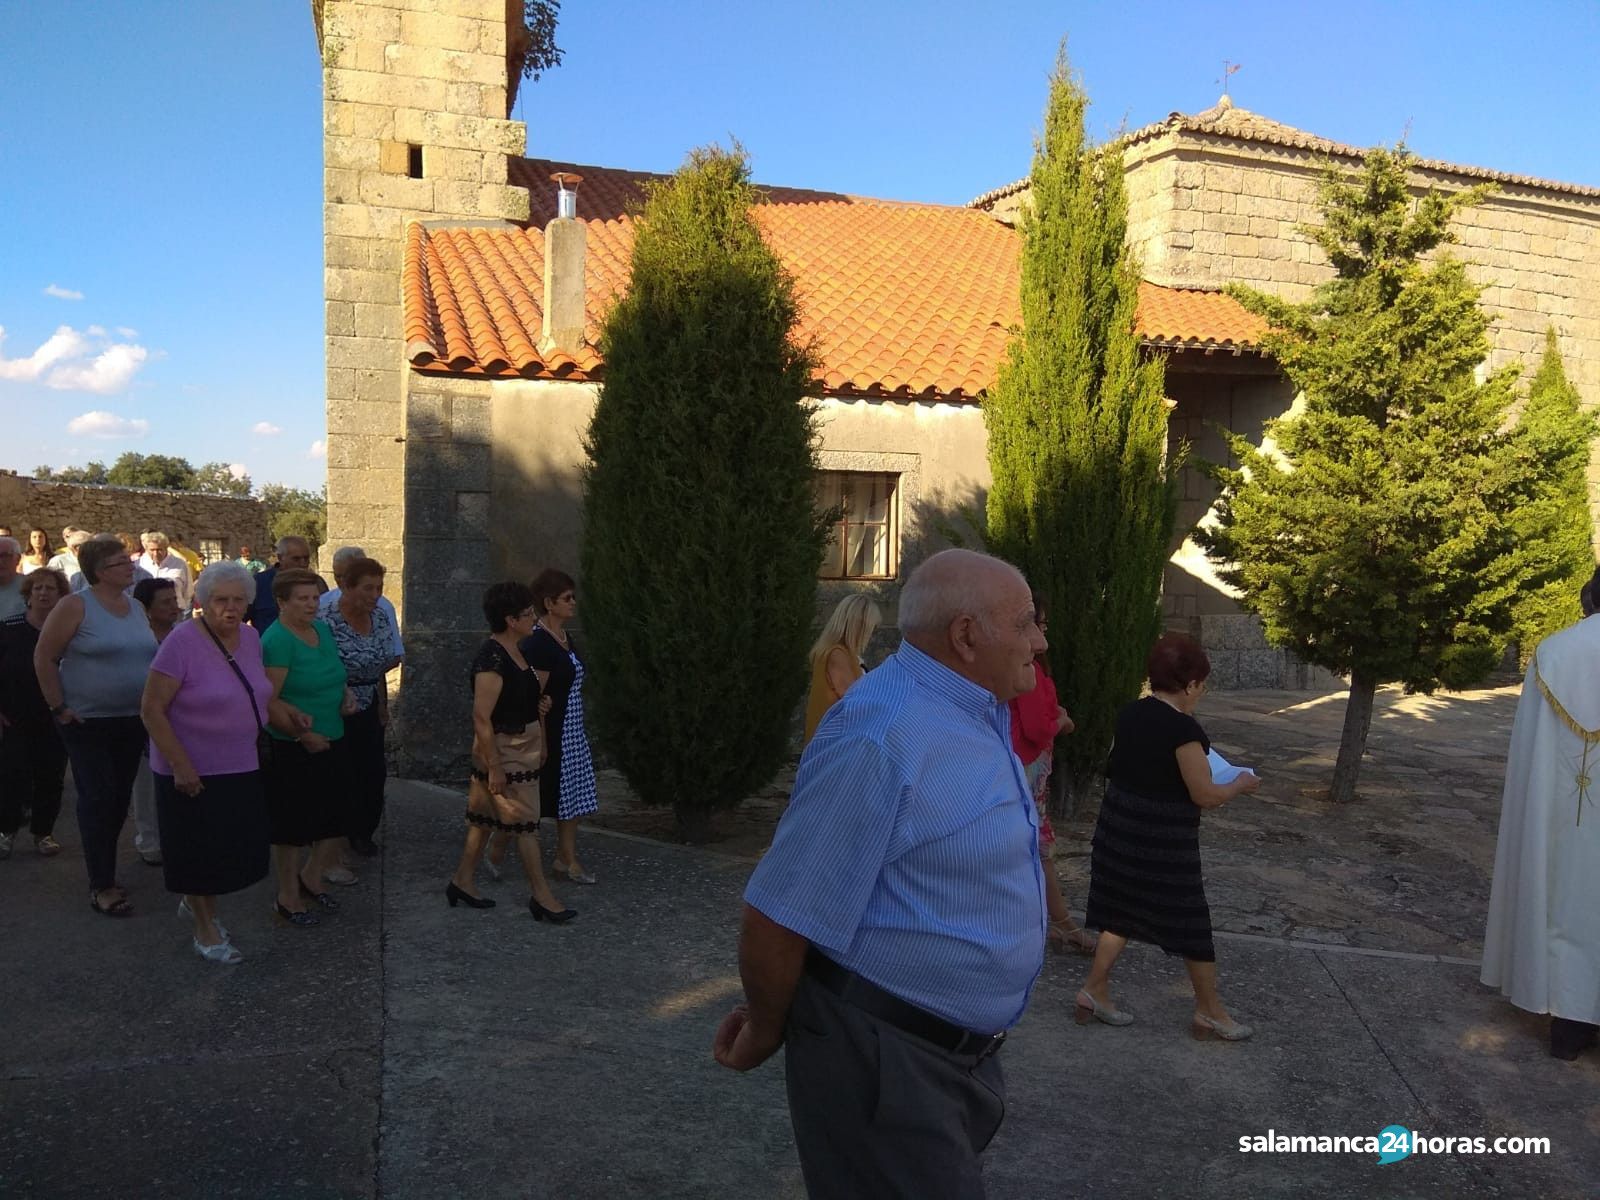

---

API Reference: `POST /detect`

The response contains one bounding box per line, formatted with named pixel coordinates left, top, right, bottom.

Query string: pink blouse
left=148, top=620, right=273, bottom=776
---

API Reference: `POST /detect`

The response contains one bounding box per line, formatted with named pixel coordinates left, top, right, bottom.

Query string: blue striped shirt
left=746, top=642, right=1046, bottom=1033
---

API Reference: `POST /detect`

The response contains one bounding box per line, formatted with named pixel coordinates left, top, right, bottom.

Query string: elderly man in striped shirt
left=714, top=548, right=1048, bottom=1198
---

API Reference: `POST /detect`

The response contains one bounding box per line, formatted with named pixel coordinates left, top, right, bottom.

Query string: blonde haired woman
left=803, top=594, right=882, bottom=745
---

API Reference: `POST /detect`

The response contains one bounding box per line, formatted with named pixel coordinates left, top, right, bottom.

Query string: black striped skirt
left=1085, top=780, right=1215, bottom=962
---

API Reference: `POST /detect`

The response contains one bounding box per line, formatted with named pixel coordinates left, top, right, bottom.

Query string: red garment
left=1009, top=659, right=1058, bottom=767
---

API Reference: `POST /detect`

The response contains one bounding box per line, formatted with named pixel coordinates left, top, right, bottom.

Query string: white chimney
left=541, top=172, right=587, bottom=358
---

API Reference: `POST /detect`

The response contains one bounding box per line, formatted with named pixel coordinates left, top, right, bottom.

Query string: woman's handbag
left=200, top=617, right=273, bottom=770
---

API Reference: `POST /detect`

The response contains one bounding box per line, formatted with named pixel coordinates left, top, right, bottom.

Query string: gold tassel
left=1534, top=655, right=1599, bottom=825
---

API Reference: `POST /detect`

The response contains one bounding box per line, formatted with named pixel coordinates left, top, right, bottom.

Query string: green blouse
left=261, top=619, right=348, bottom=740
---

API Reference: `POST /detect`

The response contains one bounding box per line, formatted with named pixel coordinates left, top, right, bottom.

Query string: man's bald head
left=899, top=549, right=1044, bottom=701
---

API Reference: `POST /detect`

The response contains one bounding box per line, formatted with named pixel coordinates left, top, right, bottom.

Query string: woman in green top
left=261, top=568, right=352, bottom=927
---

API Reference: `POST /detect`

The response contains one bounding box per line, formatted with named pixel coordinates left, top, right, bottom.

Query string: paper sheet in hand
left=1207, top=748, right=1252, bottom=785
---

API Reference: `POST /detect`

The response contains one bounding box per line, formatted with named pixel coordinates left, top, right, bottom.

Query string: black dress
left=520, top=626, right=578, bottom=821
left=1085, top=696, right=1216, bottom=962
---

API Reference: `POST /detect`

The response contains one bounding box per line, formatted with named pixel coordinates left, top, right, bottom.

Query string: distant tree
left=192, top=461, right=253, bottom=497
left=259, top=484, right=327, bottom=552
left=105, top=452, right=196, bottom=490
left=581, top=145, right=827, bottom=842
left=34, top=461, right=108, bottom=485
left=1202, top=149, right=1557, bottom=803
left=1508, top=329, right=1599, bottom=658
left=984, top=47, right=1179, bottom=815
left=518, top=1, right=563, bottom=80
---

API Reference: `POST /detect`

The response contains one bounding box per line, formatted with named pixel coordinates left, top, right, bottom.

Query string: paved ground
left=1, top=683, right=1596, bottom=1199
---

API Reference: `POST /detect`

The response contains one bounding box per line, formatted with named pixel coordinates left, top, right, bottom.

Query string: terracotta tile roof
left=971, top=97, right=1600, bottom=209
left=403, top=159, right=1266, bottom=399
left=1135, top=282, right=1268, bottom=351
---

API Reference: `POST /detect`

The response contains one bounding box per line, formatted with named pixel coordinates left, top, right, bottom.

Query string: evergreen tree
left=1509, top=329, right=1597, bottom=657
left=260, top=484, right=328, bottom=552
left=1202, top=149, right=1553, bottom=802
left=985, top=48, right=1178, bottom=812
left=580, top=146, right=828, bottom=842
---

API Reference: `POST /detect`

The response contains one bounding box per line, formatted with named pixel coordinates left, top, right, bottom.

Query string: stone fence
left=0, top=473, right=270, bottom=560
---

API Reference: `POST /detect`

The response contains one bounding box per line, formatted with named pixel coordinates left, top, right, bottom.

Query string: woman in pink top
left=140, top=562, right=272, bottom=964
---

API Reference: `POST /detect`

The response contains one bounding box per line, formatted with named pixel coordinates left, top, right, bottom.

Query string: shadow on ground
left=1, top=682, right=1596, bottom=1198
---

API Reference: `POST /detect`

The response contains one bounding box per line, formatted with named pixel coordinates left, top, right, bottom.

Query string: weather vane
left=1218, top=60, right=1241, bottom=101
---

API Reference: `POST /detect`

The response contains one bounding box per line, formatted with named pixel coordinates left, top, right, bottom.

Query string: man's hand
left=713, top=1004, right=784, bottom=1072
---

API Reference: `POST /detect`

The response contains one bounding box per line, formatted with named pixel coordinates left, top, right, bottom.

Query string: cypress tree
left=580, top=146, right=828, bottom=843
left=1509, top=329, right=1598, bottom=657
left=985, top=48, right=1179, bottom=813
left=1202, top=149, right=1553, bottom=803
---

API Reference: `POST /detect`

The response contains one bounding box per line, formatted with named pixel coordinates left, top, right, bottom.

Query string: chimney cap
left=550, top=171, right=584, bottom=188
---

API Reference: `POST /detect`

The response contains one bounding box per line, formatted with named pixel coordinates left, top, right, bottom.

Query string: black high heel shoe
left=273, top=901, right=319, bottom=928
left=529, top=897, right=577, bottom=924
left=299, top=880, right=339, bottom=912
left=446, top=881, right=496, bottom=909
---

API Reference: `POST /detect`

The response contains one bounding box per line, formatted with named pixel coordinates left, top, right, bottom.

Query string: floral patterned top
left=322, top=601, right=395, bottom=713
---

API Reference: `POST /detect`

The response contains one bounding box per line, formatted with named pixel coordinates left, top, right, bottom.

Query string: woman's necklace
left=538, top=619, right=569, bottom=648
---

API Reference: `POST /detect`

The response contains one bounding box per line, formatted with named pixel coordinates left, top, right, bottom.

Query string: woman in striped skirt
left=1077, top=632, right=1261, bottom=1041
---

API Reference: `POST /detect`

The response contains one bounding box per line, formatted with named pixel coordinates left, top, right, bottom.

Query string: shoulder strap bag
left=200, top=618, right=273, bottom=770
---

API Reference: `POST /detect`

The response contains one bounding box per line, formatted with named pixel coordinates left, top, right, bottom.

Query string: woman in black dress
left=446, top=581, right=574, bottom=923
left=1077, top=633, right=1261, bottom=1040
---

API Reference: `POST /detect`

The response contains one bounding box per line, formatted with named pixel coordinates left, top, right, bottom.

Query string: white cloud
left=116, top=326, right=138, bottom=338
left=46, top=343, right=149, bottom=395
left=44, top=284, right=84, bottom=301
left=307, top=439, right=327, bottom=459
left=228, top=463, right=249, bottom=480
left=0, top=325, right=150, bottom=394
left=252, top=421, right=283, bottom=436
left=0, top=325, right=89, bottom=381
left=66, top=410, right=150, bottom=439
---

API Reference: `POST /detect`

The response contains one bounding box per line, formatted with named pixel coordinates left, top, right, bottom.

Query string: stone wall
left=1123, top=132, right=1600, bottom=515
left=317, top=0, right=532, bottom=773
left=0, top=474, right=269, bottom=557
left=319, top=0, right=529, bottom=595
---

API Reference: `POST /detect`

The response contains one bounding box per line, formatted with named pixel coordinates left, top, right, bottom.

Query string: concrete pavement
left=1, top=687, right=1597, bottom=1198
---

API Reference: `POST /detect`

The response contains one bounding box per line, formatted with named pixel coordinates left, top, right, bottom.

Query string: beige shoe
left=1074, top=990, right=1134, bottom=1027
left=1192, top=1013, right=1253, bottom=1042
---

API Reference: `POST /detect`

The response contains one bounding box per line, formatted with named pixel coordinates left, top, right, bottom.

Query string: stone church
left=312, top=1, right=1600, bottom=772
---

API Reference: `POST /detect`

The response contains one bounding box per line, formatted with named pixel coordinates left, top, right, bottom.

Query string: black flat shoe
left=529, top=897, right=577, bottom=924
left=273, top=901, right=319, bottom=928
left=446, top=882, right=496, bottom=909
left=1551, top=1017, right=1599, bottom=1060
left=299, top=880, right=339, bottom=911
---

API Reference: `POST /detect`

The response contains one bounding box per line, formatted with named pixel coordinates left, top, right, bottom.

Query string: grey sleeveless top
left=60, top=589, right=157, bottom=718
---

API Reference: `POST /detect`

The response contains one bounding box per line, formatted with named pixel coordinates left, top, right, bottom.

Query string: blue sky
left=3, top=0, right=1596, bottom=492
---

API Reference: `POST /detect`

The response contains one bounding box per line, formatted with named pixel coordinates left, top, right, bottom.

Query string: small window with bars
left=815, top=471, right=898, bottom=580
left=198, top=539, right=224, bottom=565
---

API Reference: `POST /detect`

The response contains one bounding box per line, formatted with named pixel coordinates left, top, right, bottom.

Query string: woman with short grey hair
left=34, top=535, right=158, bottom=916
left=141, top=560, right=272, bottom=962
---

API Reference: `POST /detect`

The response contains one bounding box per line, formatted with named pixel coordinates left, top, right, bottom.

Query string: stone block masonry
left=317, top=0, right=532, bottom=770
left=0, top=474, right=269, bottom=559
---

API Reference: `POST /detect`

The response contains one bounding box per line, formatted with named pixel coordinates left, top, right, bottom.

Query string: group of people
left=445, top=569, right=599, bottom=923
left=717, top=548, right=1262, bottom=1196
left=0, top=516, right=604, bottom=964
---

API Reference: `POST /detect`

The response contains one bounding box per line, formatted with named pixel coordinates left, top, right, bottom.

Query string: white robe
left=1480, top=616, right=1600, bottom=1024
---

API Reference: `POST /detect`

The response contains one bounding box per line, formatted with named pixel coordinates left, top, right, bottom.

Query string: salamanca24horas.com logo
left=1239, top=1127, right=1550, bottom=1162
